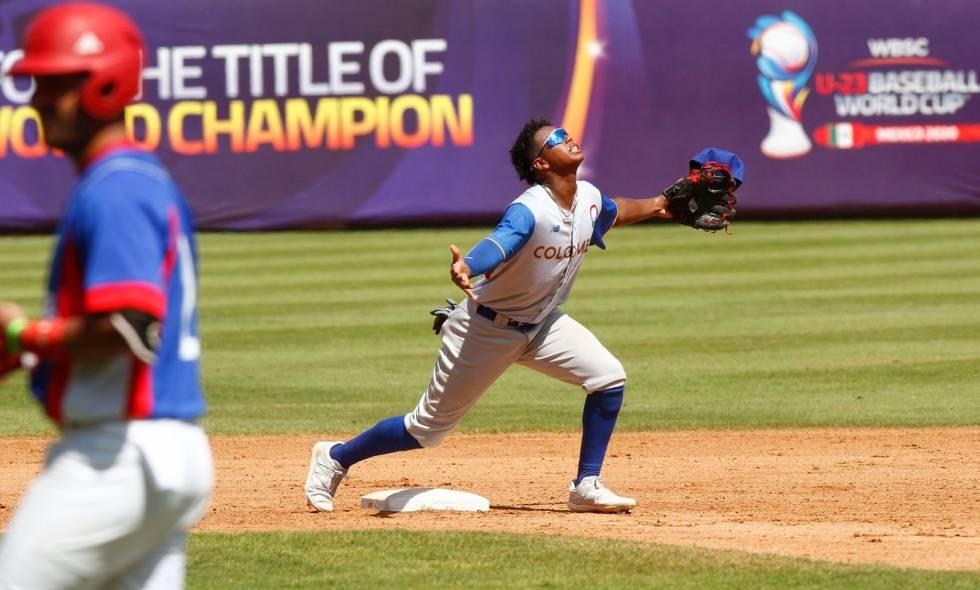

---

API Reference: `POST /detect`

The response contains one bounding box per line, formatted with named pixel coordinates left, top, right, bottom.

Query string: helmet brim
left=7, top=56, right=89, bottom=77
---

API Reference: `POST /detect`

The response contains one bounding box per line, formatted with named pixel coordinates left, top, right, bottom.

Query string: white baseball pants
left=0, top=419, right=212, bottom=590
left=406, top=299, right=626, bottom=447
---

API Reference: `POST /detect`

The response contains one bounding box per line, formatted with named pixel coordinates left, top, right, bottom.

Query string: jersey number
left=177, top=234, right=201, bottom=361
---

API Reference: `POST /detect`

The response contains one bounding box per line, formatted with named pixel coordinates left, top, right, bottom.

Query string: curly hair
left=509, top=118, right=551, bottom=185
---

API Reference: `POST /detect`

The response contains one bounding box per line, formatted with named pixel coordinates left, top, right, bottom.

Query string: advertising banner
left=0, top=0, right=977, bottom=230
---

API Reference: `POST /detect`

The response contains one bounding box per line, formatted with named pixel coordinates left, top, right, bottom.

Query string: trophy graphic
left=748, top=11, right=818, bottom=159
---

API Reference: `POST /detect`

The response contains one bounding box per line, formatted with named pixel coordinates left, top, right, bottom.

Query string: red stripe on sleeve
left=85, top=283, right=165, bottom=318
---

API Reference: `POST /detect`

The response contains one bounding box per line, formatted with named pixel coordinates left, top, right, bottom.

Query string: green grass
left=2, top=220, right=980, bottom=436
left=187, top=530, right=980, bottom=589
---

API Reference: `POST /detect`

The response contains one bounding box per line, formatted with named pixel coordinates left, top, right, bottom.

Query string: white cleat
left=567, top=476, right=637, bottom=513
left=305, top=441, right=347, bottom=512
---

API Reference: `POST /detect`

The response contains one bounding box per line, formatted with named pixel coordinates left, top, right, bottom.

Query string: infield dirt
left=2, top=428, right=978, bottom=571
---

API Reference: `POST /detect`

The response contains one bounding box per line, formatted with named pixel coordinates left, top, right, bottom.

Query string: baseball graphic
left=757, top=22, right=810, bottom=74
left=748, top=11, right=818, bottom=158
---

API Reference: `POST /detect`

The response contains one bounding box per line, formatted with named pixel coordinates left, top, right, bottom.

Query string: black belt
left=475, top=305, right=537, bottom=332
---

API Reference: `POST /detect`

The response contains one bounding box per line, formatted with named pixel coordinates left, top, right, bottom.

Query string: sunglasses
left=535, top=128, right=569, bottom=158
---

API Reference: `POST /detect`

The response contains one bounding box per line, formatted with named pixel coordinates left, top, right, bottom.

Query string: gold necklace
left=542, top=184, right=576, bottom=224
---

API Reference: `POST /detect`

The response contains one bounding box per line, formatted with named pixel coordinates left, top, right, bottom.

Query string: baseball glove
left=663, top=161, right=739, bottom=232
left=429, top=298, right=460, bottom=335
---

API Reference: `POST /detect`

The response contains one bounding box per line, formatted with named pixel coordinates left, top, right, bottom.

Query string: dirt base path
left=3, top=428, right=978, bottom=571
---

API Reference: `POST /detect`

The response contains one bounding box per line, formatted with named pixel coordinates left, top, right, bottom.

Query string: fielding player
left=0, top=4, right=212, bottom=588
left=306, top=119, right=743, bottom=513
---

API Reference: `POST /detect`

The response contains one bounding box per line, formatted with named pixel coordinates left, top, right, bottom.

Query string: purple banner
left=1, top=0, right=978, bottom=230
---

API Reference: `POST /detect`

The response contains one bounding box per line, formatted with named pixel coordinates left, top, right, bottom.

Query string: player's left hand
left=663, top=162, right=739, bottom=232
left=449, top=245, right=476, bottom=300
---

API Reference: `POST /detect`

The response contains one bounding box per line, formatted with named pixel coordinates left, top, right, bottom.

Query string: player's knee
left=403, top=413, right=453, bottom=449
left=585, top=358, right=626, bottom=394
left=405, top=427, right=450, bottom=449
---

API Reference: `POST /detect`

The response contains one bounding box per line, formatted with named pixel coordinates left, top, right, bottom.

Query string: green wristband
left=5, top=317, right=28, bottom=356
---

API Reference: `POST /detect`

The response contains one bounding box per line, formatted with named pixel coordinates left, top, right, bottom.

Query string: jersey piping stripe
left=126, top=207, right=180, bottom=419
left=46, top=239, right=84, bottom=425
left=80, top=158, right=170, bottom=193
left=485, top=237, right=507, bottom=258
left=55, top=239, right=86, bottom=317
left=80, top=141, right=143, bottom=171
left=162, top=208, right=179, bottom=284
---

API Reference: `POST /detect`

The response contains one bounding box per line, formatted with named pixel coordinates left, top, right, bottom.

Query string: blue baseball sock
left=575, top=386, right=624, bottom=485
left=329, top=415, right=422, bottom=468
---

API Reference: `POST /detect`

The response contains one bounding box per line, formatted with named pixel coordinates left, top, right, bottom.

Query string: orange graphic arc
left=560, top=0, right=599, bottom=142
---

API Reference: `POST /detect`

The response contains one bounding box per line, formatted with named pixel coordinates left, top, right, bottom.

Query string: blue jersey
left=31, top=148, right=205, bottom=426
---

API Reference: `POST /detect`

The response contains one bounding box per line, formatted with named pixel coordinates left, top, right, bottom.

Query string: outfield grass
left=1, top=220, right=979, bottom=436
left=187, top=531, right=980, bottom=589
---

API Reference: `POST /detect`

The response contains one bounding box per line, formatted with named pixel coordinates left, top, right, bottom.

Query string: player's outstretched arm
left=1, top=301, right=155, bottom=364
left=611, top=195, right=673, bottom=227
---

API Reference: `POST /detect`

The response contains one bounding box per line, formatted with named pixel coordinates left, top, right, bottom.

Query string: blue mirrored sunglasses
left=535, top=128, right=569, bottom=158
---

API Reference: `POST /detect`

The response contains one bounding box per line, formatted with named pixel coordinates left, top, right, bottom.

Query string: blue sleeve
left=77, top=180, right=167, bottom=316
left=464, top=203, right=535, bottom=276
left=590, top=193, right=618, bottom=250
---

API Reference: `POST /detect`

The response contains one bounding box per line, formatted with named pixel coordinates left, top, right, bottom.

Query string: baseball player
left=0, top=4, right=211, bottom=589
left=306, top=119, right=743, bottom=513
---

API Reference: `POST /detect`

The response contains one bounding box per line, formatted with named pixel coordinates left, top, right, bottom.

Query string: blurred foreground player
left=0, top=4, right=211, bottom=588
left=305, top=119, right=742, bottom=513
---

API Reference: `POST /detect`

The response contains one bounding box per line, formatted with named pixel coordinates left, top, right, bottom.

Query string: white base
left=360, top=488, right=490, bottom=513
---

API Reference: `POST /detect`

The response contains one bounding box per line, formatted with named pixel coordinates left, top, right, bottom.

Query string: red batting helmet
left=8, top=3, right=145, bottom=120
